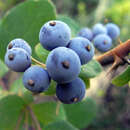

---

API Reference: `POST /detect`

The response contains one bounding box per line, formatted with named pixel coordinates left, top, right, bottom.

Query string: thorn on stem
left=106, top=54, right=123, bottom=75
left=118, top=38, right=123, bottom=45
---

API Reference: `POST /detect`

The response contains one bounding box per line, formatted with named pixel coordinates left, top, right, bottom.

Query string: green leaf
left=22, top=91, right=34, bottom=105
left=32, top=101, right=66, bottom=125
left=35, top=43, right=49, bottom=63
left=80, top=60, right=102, bottom=78
left=79, top=76, right=90, bottom=89
left=63, top=98, right=97, bottom=129
left=112, top=66, right=130, bottom=87
left=0, top=60, right=8, bottom=77
left=57, top=15, right=81, bottom=37
left=0, top=0, right=56, bottom=61
left=0, top=95, right=25, bottom=130
left=44, top=80, right=56, bottom=95
left=44, top=120, right=79, bottom=130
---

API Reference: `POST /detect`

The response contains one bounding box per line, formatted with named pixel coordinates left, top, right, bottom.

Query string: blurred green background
left=0, top=0, right=129, bottom=41
left=0, top=0, right=129, bottom=130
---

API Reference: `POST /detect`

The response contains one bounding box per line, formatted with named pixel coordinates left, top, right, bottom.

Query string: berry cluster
left=4, top=20, right=120, bottom=104
left=5, top=20, right=95, bottom=104
left=78, top=22, right=120, bottom=52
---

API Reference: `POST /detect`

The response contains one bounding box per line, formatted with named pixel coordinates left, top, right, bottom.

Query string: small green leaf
left=0, top=60, right=8, bottom=77
left=0, top=95, right=25, bottom=130
left=57, top=15, right=81, bottom=37
left=0, top=0, right=56, bottom=61
left=44, top=80, right=56, bottom=95
left=44, top=120, right=79, bottom=130
left=80, top=60, right=102, bottom=78
left=112, top=66, right=130, bottom=87
left=35, top=43, right=49, bottom=63
left=63, top=98, right=97, bottom=129
left=79, top=75, right=90, bottom=89
left=32, top=101, right=66, bottom=125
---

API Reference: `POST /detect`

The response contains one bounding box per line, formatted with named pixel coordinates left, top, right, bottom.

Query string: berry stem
left=31, top=56, right=46, bottom=68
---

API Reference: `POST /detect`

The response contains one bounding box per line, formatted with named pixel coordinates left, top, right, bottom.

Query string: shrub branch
left=96, top=39, right=130, bottom=72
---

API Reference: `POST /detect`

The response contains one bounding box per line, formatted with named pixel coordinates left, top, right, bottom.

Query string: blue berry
left=7, top=38, right=32, bottom=55
left=78, top=28, right=93, bottom=41
left=106, top=23, right=120, bottom=40
left=23, top=66, right=51, bottom=93
left=92, top=23, right=107, bottom=37
left=93, top=34, right=112, bottom=52
left=46, top=47, right=81, bottom=84
left=39, top=20, right=71, bottom=51
left=56, top=77, right=86, bottom=104
left=68, top=37, right=95, bottom=65
left=4, top=48, right=31, bottom=72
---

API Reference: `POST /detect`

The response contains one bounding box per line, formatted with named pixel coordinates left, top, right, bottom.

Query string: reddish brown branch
left=96, top=39, right=130, bottom=66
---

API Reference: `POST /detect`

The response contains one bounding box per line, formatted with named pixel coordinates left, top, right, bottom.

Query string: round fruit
left=39, top=20, right=71, bottom=51
left=56, top=77, right=86, bottom=104
left=4, top=48, right=31, bottom=72
left=46, top=47, right=81, bottom=83
left=106, top=23, right=120, bottom=40
left=7, top=38, right=32, bottom=55
left=78, top=28, right=93, bottom=41
left=23, top=66, right=51, bottom=93
left=93, top=34, right=112, bottom=52
left=68, top=37, right=95, bottom=65
left=92, top=23, right=107, bottom=37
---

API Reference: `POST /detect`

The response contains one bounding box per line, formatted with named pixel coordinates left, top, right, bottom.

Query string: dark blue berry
left=92, top=23, right=107, bottom=37
left=78, top=28, right=93, bottom=41
left=39, top=20, right=71, bottom=51
left=93, top=34, right=112, bottom=52
left=46, top=47, right=81, bottom=83
left=56, top=77, right=86, bottom=104
left=68, top=37, right=95, bottom=65
left=23, top=65, right=51, bottom=93
left=4, top=48, right=31, bottom=72
left=7, top=38, right=32, bottom=55
left=106, top=23, right=120, bottom=40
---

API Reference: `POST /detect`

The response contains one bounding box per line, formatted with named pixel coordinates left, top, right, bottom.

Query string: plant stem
left=27, top=106, right=42, bottom=130
left=15, top=110, right=24, bottom=130
left=25, top=109, right=29, bottom=130
left=56, top=101, right=61, bottom=115
left=31, top=56, right=46, bottom=68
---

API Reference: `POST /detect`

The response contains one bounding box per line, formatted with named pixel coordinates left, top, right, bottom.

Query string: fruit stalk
left=96, top=39, right=130, bottom=66
left=31, top=56, right=46, bottom=68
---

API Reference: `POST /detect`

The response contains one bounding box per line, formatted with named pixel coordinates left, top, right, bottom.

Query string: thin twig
left=56, top=101, right=61, bottom=116
left=31, top=56, right=46, bottom=68
left=25, top=109, right=29, bottom=130
left=15, top=110, right=24, bottom=130
left=27, top=106, right=42, bottom=130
